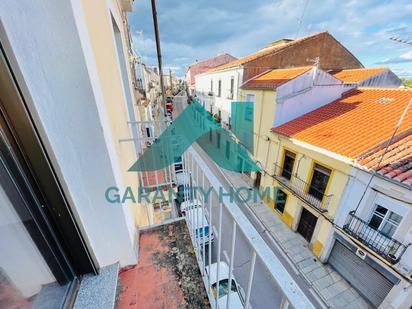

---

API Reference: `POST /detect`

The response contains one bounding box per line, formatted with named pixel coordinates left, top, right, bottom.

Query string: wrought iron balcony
left=272, top=163, right=332, bottom=212
left=343, top=211, right=408, bottom=264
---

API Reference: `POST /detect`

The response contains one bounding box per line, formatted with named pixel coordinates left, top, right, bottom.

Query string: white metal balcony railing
left=181, top=147, right=316, bottom=309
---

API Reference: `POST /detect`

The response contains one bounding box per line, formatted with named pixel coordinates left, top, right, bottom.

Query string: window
left=244, top=106, right=253, bottom=121
left=210, top=79, right=213, bottom=94
left=209, top=127, right=213, bottom=142
left=229, top=76, right=234, bottom=99
left=368, top=205, right=402, bottom=237
left=308, top=164, right=331, bottom=201
left=228, top=116, right=232, bottom=130
left=218, top=80, right=222, bottom=97
left=217, top=132, right=221, bottom=148
left=245, top=93, right=255, bottom=103
left=281, top=151, right=295, bottom=180
left=274, top=189, right=287, bottom=213
left=225, top=141, right=230, bottom=159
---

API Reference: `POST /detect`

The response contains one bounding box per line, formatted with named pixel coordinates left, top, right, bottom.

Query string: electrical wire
left=353, top=98, right=412, bottom=213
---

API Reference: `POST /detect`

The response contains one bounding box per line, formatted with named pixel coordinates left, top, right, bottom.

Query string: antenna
left=389, top=36, right=412, bottom=46
left=306, top=56, right=320, bottom=68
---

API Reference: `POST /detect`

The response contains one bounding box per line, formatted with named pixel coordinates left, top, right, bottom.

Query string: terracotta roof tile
left=272, top=88, right=412, bottom=159
left=208, top=32, right=327, bottom=73
left=358, top=132, right=412, bottom=187
left=330, top=67, right=387, bottom=83
left=241, top=66, right=313, bottom=89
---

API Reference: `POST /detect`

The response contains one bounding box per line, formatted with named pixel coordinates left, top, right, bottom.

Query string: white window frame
left=368, top=204, right=403, bottom=238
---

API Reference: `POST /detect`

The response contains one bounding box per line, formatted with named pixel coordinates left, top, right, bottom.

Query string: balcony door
left=0, top=40, right=97, bottom=307
left=308, top=164, right=331, bottom=201
left=0, top=134, right=76, bottom=308
left=281, top=151, right=295, bottom=180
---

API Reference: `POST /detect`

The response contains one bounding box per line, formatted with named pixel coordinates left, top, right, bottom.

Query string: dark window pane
left=375, top=205, right=388, bottom=216
left=368, top=214, right=382, bottom=230
left=308, top=164, right=331, bottom=201
left=281, top=151, right=295, bottom=180
left=275, top=189, right=287, bottom=213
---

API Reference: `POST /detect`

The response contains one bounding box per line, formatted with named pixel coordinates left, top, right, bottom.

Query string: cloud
left=376, top=51, right=412, bottom=64
left=128, top=0, right=412, bottom=77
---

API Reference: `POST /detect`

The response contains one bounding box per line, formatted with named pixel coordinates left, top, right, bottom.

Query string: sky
left=128, top=0, right=412, bottom=78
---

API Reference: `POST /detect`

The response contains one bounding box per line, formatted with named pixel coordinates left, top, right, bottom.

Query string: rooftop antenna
left=389, top=36, right=412, bottom=46
left=306, top=57, right=319, bottom=84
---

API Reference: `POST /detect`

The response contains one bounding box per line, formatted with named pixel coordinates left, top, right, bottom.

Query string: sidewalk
left=222, top=170, right=371, bottom=309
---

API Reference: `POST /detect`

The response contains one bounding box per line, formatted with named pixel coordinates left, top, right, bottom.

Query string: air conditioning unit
left=356, top=248, right=367, bottom=260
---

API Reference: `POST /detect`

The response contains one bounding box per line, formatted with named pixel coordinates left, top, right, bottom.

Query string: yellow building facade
left=240, top=86, right=352, bottom=259
left=81, top=0, right=147, bottom=226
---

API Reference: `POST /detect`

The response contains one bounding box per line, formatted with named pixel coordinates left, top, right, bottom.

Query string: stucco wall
left=195, top=67, right=243, bottom=124
left=335, top=167, right=412, bottom=269
left=81, top=0, right=145, bottom=227
left=0, top=0, right=137, bottom=267
left=274, top=68, right=344, bottom=126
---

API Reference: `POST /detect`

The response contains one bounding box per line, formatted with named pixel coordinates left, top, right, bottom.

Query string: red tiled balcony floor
left=117, top=221, right=209, bottom=309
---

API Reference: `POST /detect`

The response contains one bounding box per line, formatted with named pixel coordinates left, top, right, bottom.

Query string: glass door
left=0, top=128, right=77, bottom=309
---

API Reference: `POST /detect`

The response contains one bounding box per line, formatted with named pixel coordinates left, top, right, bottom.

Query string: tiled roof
left=241, top=66, right=313, bottom=89
left=208, top=32, right=327, bottom=73
left=358, top=132, right=412, bottom=186
left=330, top=67, right=387, bottom=83
left=187, top=54, right=237, bottom=85
left=272, top=88, right=412, bottom=158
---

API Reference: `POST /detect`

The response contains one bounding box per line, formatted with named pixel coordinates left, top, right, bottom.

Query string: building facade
left=185, top=53, right=237, bottom=95
left=195, top=32, right=363, bottom=128
left=0, top=0, right=145, bottom=307
left=270, top=88, right=412, bottom=308
left=329, top=132, right=412, bottom=308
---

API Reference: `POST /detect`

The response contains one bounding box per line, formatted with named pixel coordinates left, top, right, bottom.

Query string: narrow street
left=173, top=94, right=327, bottom=308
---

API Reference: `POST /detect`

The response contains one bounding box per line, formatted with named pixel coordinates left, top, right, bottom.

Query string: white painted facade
left=331, top=167, right=412, bottom=309
left=195, top=66, right=243, bottom=125
left=0, top=0, right=137, bottom=272
left=273, top=68, right=344, bottom=127
left=197, top=67, right=346, bottom=129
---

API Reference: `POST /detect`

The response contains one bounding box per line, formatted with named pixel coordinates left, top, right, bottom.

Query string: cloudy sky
left=128, top=0, right=412, bottom=78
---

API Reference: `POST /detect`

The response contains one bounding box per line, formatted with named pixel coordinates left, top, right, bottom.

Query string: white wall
left=335, top=167, right=412, bottom=272
left=0, top=0, right=137, bottom=267
left=274, top=68, right=344, bottom=127
left=195, top=67, right=243, bottom=123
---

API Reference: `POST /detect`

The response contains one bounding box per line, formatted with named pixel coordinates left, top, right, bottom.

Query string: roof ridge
left=333, top=67, right=388, bottom=71
left=357, top=86, right=412, bottom=91
left=209, top=32, right=328, bottom=73
left=188, top=53, right=237, bottom=68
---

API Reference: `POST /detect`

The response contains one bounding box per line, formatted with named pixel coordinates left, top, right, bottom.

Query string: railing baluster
left=343, top=212, right=406, bottom=263
left=245, top=251, right=256, bottom=309
left=272, top=163, right=332, bottom=212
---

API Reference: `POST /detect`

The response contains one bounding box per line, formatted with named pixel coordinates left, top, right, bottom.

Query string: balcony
left=273, top=163, right=332, bottom=212
left=343, top=211, right=408, bottom=264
